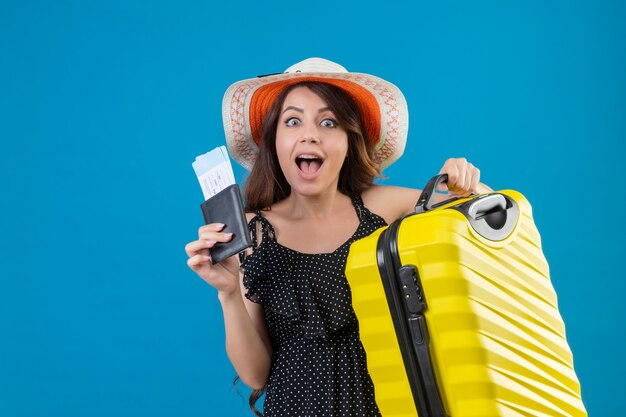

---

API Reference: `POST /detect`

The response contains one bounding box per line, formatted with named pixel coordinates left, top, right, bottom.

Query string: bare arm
left=219, top=274, right=272, bottom=390
left=362, top=181, right=492, bottom=225
left=185, top=214, right=272, bottom=389
left=362, top=158, right=493, bottom=224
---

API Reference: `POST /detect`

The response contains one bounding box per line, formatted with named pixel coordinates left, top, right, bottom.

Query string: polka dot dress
left=241, top=195, right=387, bottom=417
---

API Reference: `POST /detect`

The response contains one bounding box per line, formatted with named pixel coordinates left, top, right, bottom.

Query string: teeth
left=297, top=154, right=321, bottom=160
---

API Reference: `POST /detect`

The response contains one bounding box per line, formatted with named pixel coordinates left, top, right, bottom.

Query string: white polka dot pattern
left=241, top=195, right=387, bottom=416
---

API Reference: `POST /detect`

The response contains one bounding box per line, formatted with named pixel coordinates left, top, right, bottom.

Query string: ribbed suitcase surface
left=345, top=189, right=586, bottom=417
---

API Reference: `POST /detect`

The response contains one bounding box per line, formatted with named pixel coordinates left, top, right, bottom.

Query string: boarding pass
left=192, top=146, right=236, bottom=200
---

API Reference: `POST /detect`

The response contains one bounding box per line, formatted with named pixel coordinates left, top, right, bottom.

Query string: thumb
left=435, top=182, right=449, bottom=193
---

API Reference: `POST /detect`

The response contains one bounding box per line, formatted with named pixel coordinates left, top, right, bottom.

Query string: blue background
left=1, top=1, right=624, bottom=415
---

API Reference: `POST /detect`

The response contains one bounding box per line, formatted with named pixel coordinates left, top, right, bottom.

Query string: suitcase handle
left=467, top=194, right=507, bottom=219
left=454, top=193, right=520, bottom=241
left=417, top=175, right=519, bottom=240
left=415, top=174, right=462, bottom=213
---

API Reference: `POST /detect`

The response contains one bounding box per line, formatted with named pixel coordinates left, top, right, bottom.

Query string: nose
left=300, top=134, right=320, bottom=144
left=299, top=122, right=321, bottom=143
left=298, top=119, right=322, bottom=143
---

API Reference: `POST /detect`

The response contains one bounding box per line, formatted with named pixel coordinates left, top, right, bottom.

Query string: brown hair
left=233, top=376, right=265, bottom=417
left=244, top=81, right=382, bottom=211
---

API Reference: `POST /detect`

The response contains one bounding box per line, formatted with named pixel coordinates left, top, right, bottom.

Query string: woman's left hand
left=438, top=157, right=484, bottom=197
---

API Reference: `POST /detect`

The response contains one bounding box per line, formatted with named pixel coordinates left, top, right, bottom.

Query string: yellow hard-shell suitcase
left=345, top=175, right=587, bottom=417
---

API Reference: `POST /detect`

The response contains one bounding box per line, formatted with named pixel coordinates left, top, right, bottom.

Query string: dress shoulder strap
left=351, top=194, right=368, bottom=222
left=247, top=210, right=277, bottom=248
left=351, top=194, right=388, bottom=228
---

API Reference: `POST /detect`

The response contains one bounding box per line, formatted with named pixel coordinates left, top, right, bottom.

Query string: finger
left=458, top=162, right=474, bottom=195
left=199, top=231, right=234, bottom=243
left=185, top=240, right=216, bottom=256
left=457, top=158, right=469, bottom=191
left=198, top=223, right=226, bottom=235
left=446, top=165, right=464, bottom=193
left=469, top=165, right=480, bottom=194
left=436, top=182, right=449, bottom=193
left=436, top=162, right=449, bottom=192
left=187, top=253, right=212, bottom=268
left=442, top=159, right=460, bottom=188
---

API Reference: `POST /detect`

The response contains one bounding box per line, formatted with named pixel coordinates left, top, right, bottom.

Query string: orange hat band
left=249, top=77, right=381, bottom=147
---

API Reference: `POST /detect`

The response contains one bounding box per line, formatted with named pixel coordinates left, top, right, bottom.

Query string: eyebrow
left=281, top=106, right=332, bottom=114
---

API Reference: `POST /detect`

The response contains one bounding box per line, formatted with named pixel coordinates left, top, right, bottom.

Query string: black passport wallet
left=199, top=184, right=252, bottom=264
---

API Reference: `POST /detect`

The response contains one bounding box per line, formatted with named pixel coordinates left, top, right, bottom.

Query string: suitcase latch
left=398, top=265, right=426, bottom=315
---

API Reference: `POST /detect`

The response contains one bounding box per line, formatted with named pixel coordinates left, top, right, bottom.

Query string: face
left=275, top=86, right=349, bottom=197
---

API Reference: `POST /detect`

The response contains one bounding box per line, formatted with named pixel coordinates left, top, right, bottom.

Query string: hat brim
left=222, top=71, right=408, bottom=171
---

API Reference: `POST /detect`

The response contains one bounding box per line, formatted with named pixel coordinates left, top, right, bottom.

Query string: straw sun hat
left=222, top=57, right=409, bottom=171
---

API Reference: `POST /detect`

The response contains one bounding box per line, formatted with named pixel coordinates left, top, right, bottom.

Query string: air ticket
left=192, top=146, right=236, bottom=200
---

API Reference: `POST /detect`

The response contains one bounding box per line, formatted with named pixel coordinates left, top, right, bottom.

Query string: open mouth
left=295, top=154, right=324, bottom=175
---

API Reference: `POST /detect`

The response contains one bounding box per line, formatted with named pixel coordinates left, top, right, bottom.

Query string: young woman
left=185, top=58, right=492, bottom=416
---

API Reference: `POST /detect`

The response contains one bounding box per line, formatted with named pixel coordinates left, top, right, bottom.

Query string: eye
left=320, top=118, right=337, bottom=128
left=284, top=117, right=301, bottom=127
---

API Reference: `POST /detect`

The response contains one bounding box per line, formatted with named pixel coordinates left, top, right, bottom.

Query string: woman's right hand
left=185, top=223, right=240, bottom=296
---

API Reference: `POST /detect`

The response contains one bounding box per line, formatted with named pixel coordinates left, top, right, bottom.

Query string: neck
left=283, top=189, right=350, bottom=220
